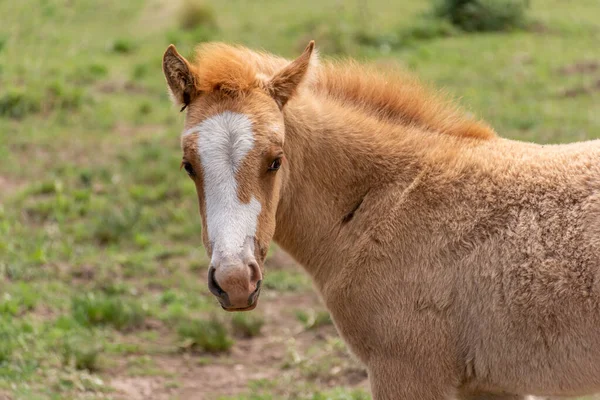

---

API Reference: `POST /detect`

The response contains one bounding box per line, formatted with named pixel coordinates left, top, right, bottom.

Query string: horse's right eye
left=183, top=161, right=195, bottom=177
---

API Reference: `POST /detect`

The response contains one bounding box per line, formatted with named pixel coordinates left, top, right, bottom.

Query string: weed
left=45, top=80, right=85, bottom=111
left=0, top=283, right=39, bottom=316
left=92, top=205, right=142, bottom=245
left=112, top=38, right=136, bottom=54
left=0, top=318, right=16, bottom=364
left=178, top=0, right=217, bottom=31
left=312, top=388, right=371, bottom=400
left=295, top=309, right=333, bottom=330
left=231, top=313, right=264, bottom=338
left=28, top=179, right=63, bottom=196
left=72, top=293, right=146, bottom=331
left=60, top=331, right=103, bottom=372
left=263, top=270, right=311, bottom=292
left=219, top=381, right=370, bottom=400
left=177, top=317, right=234, bottom=353
left=433, top=0, right=530, bottom=32
left=159, top=289, right=179, bottom=305
left=131, top=63, right=149, bottom=81
left=71, top=63, right=108, bottom=84
left=0, top=89, right=41, bottom=119
left=137, top=101, right=152, bottom=116
left=400, top=17, right=459, bottom=41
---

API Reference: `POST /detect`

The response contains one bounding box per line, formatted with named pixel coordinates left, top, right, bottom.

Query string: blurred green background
left=0, top=0, right=599, bottom=399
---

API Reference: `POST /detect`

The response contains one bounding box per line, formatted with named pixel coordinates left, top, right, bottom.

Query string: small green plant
left=0, top=283, right=39, bottom=316
left=71, top=63, right=108, bottom=84
left=72, top=293, right=145, bottom=331
left=295, top=309, right=332, bottom=330
left=0, top=89, right=41, bottom=119
left=311, top=389, right=371, bottom=400
left=111, top=38, right=136, bottom=54
left=137, top=101, right=152, bottom=116
left=0, top=318, right=15, bottom=364
left=177, top=317, right=234, bottom=353
left=401, top=17, right=459, bottom=41
left=178, top=0, right=217, bottom=31
left=231, top=313, right=264, bottom=338
left=131, top=63, right=149, bottom=81
left=0, top=341, right=12, bottom=364
left=60, top=332, right=103, bottom=372
left=45, top=80, right=85, bottom=111
left=92, top=205, right=141, bottom=245
left=433, top=0, right=530, bottom=32
left=160, top=289, right=179, bottom=306
left=263, top=270, right=311, bottom=292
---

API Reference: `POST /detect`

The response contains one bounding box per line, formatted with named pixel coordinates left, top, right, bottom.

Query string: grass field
left=1, top=0, right=599, bottom=399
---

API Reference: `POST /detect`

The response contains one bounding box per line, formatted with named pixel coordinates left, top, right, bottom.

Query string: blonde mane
left=190, top=42, right=496, bottom=140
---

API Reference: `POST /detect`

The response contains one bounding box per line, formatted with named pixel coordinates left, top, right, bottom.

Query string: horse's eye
left=183, top=162, right=195, bottom=177
left=268, top=158, right=282, bottom=172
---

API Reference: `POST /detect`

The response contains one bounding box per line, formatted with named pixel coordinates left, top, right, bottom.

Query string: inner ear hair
left=267, top=40, right=316, bottom=109
left=162, top=44, right=198, bottom=110
left=180, top=98, right=189, bottom=112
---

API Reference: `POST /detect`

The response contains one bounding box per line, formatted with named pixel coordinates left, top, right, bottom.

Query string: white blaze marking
left=183, top=111, right=261, bottom=262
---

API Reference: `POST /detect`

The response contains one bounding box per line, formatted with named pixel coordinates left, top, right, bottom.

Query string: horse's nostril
left=253, top=279, right=262, bottom=294
left=208, top=266, right=230, bottom=306
left=248, top=280, right=262, bottom=305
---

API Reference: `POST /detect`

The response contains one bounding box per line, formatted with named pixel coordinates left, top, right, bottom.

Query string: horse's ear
left=267, top=41, right=316, bottom=109
left=162, top=44, right=198, bottom=111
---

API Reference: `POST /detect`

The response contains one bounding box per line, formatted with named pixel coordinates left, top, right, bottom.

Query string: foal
left=162, top=41, right=600, bottom=399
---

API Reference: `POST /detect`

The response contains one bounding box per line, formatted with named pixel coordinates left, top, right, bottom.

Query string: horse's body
left=161, top=42, right=600, bottom=399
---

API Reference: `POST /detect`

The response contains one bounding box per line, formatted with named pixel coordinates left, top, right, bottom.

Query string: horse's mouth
left=219, top=288, right=260, bottom=312
left=221, top=301, right=258, bottom=312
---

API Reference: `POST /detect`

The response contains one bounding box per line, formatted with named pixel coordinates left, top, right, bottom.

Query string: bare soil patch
left=561, top=79, right=600, bottom=98
left=0, top=175, right=23, bottom=201
left=558, top=60, right=600, bottom=76
left=108, top=286, right=368, bottom=399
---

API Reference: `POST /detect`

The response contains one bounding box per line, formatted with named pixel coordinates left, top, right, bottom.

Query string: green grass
left=264, top=270, right=312, bottom=292
left=0, top=0, right=599, bottom=398
left=177, top=316, right=234, bottom=353
left=71, top=293, right=146, bottom=331
left=231, top=312, right=265, bottom=338
left=60, top=330, right=104, bottom=372
left=295, top=309, right=333, bottom=331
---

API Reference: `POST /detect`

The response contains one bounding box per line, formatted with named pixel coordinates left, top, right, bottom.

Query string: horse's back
left=453, top=138, right=600, bottom=397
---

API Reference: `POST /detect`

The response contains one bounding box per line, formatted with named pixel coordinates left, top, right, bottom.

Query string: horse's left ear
left=267, top=41, right=316, bottom=109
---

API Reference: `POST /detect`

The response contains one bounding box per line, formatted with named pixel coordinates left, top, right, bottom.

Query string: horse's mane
left=191, top=43, right=496, bottom=140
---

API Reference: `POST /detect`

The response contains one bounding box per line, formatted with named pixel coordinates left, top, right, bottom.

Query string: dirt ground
left=107, top=255, right=369, bottom=399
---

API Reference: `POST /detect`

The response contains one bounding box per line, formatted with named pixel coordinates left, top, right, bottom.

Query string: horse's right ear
left=266, top=41, right=316, bottom=110
left=162, top=45, right=198, bottom=111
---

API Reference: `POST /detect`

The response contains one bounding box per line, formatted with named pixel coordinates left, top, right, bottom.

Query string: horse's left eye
left=268, top=158, right=282, bottom=172
left=183, top=162, right=195, bottom=177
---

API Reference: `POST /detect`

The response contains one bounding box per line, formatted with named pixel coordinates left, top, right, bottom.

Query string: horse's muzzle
left=207, top=260, right=262, bottom=311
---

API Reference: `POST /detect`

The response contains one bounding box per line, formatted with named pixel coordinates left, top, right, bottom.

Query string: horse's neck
left=273, top=95, right=427, bottom=285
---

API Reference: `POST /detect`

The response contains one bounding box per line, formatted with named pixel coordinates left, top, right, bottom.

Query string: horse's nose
left=208, top=260, right=262, bottom=311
